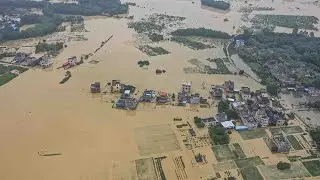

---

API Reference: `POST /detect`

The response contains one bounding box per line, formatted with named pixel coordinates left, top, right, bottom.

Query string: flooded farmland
left=1, top=0, right=320, bottom=179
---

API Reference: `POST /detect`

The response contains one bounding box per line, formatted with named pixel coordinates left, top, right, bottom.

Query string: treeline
left=237, top=31, right=320, bottom=87
left=200, top=0, right=230, bottom=10
left=171, top=28, right=231, bottom=39
left=0, top=0, right=128, bottom=16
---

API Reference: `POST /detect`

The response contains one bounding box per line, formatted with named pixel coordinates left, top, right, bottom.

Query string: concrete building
left=91, top=82, right=101, bottom=93
left=182, top=82, right=192, bottom=93
left=254, top=109, right=269, bottom=127
left=190, top=93, right=200, bottom=104
left=111, top=80, right=121, bottom=92
left=224, top=80, right=234, bottom=92
left=178, top=92, right=188, bottom=105
left=141, top=90, right=155, bottom=102
left=39, top=56, right=53, bottom=68
left=157, top=91, right=168, bottom=104
left=211, top=85, right=223, bottom=97
left=241, top=87, right=251, bottom=101
left=270, top=134, right=291, bottom=153
left=200, top=117, right=217, bottom=127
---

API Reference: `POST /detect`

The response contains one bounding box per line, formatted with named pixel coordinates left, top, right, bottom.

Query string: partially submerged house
left=156, top=91, right=168, bottom=104
left=210, top=85, right=223, bottom=97
left=224, top=80, right=234, bottom=92
left=189, top=93, right=200, bottom=104
left=200, top=117, right=217, bottom=127
left=115, top=89, right=138, bottom=110
left=91, top=82, right=101, bottom=93
left=178, top=92, right=188, bottom=106
left=182, top=81, right=192, bottom=93
left=141, top=90, right=155, bottom=102
left=63, top=56, right=77, bottom=69
left=39, top=55, right=53, bottom=68
left=111, top=80, right=121, bottom=93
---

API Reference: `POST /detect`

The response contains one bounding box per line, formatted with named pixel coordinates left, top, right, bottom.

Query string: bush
left=194, top=117, right=205, bottom=128
left=148, top=33, right=164, bottom=42
left=277, top=161, right=291, bottom=170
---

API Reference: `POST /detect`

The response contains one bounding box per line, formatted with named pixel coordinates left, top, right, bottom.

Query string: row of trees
left=171, top=28, right=231, bottom=39
left=35, top=42, right=64, bottom=53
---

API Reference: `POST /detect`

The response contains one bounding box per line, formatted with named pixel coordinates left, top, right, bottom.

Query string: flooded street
left=0, top=0, right=319, bottom=179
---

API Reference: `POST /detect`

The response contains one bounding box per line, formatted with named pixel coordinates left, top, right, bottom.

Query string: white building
left=241, top=87, right=251, bottom=101
left=182, top=82, right=192, bottom=93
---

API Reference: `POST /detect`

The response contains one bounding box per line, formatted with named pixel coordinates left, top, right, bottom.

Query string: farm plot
left=240, top=167, right=264, bottom=180
left=286, top=135, right=303, bottom=150
left=268, top=127, right=283, bottom=136
left=212, top=145, right=236, bottom=162
left=281, top=126, right=304, bottom=135
left=259, top=162, right=311, bottom=180
left=302, top=160, right=320, bottom=176
left=235, top=156, right=265, bottom=169
left=213, top=160, right=237, bottom=171
left=232, top=143, right=246, bottom=159
left=135, top=158, right=158, bottom=180
left=238, top=129, right=268, bottom=140
left=135, top=124, right=180, bottom=156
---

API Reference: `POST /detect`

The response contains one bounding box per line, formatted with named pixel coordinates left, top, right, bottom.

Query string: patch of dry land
left=1, top=0, right=320, bottom=179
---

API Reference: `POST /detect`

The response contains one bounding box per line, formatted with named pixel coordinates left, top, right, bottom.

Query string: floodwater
left=0, top=0, right=319, bottom=179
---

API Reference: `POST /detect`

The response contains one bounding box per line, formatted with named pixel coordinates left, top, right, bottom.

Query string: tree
left=239, top=70, right=244, bottom=75
left=209, top=124, right=230, bottom=145
left=218, top=100, right=229, bottom=113
left=267, top=84, right=279, bottom=96
left=292, top=27, right=298, bottom=35
left=225, top=109, right=239, bottom=119
left=277, top=161, right=291, bottom=170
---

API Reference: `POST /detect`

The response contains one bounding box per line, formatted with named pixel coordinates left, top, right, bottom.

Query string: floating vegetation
left=138, top=45, right=170, bottom=56
left=137, top=60, right=150, bottom=67
left=250, top=14, right=319, bottom=30
left=171, top=28, right=231, bottom=39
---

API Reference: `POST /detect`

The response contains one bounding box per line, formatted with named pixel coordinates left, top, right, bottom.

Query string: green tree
left=310, top=32, right=315, bottom=37
left=225, top=109, right=239, bottom=119
left=267, top=84, right=279, bottom=96
left=277, top=161, right=291, bottom=170
left=218, top=100, right=229, bottom=113
left=209, top=124, right=230, bottom=145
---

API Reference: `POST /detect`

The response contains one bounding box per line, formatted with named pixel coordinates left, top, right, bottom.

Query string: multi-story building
left=182, top=82, right=192, bottom=93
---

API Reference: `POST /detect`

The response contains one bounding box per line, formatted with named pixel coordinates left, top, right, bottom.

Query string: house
left=13, top=52, right=27, bottom=64
left=63, top=56, right=77, bottom=69
left=254, top=109, right=269, bottom=127
left=241, top=87, right=251, bottom=101
left=224, top=80, right=234, bottom=92
left=115, top=97, right=138, bottom=110
left=182, top=82, right=192, bottom=93
left=200, top=117, right=217, bottom=127
left=157, top=91, right=168, bottom=104
left=190, top=93, right=200, bottom=104
left=111, top=80, right=121, bottom=92
left=216, top=112, right=228, bottom=122
left=67, top=56, right=77, bottom=66
left=39, top=56, right=53, bottom=68
left=178, top=92, right=188, bottom=105
left=270, top=134, right=291, bottom=153
left=91, top=82, right=101, bottom=93
left=22, top=56, right=42, bottom=67
left=141, top=90, right=155, bottom=102
left=211, top=86, right=223, bottom=97
left=235, top=39, right=245, bottom=49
